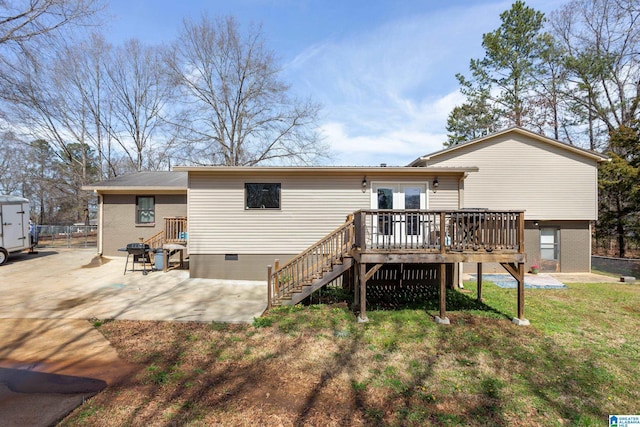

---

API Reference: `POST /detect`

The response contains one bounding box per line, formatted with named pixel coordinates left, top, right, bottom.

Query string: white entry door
left=371, top=183, right=426, bottom=247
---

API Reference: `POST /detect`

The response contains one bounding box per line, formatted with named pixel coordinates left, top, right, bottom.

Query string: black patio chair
left=124, top=243, right=151, bottom=275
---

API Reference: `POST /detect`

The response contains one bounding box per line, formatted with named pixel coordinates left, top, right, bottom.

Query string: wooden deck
left=269, top=209, right=527, bottom=324
left=352, top=209, right=525, bottom=264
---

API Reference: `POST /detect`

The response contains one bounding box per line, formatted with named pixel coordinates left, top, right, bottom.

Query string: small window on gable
left=136, top=196, right=155, bottom=224
left=245, top=183, right=281, bottom=209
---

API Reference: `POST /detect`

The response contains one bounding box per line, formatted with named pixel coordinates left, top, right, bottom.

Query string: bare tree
left=53, top=33, right=118, bottom=179
left=0, top=0, right=106, bottom=187
left=105, top=39, right=176, bottom=171
left=550, top=0, right=640, bottom=149
left=2, top=39, right=102, bottom=219
left=0, top=131, right=28, bottom=195
left=0, top=0, right=102, bottom=48
left=168, top=15, right=326, bottom=166
left=531, top=34, right=570, bottom=141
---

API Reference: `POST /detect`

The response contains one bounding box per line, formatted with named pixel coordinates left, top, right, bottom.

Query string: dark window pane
left=245, top=183, right=281, bottom=209
left=404, top=187, right=420, bottom=209
left=377, top=188, right=394, bottom=235
left=377, top=188, right=393, bottom=209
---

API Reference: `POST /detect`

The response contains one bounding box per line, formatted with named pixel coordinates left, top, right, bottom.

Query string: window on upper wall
left=136, top=196, right=155, bottom=224
left=245, top=183, right=281, bottom=209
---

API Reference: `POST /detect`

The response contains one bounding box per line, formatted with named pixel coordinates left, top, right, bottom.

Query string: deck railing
left=269, top=218, right=354, bottom=306
left=143, top=217, right=188, bottom=250
left=165, top=216, right=188, bottom=244
left=353, top=210, right=524, bottom=253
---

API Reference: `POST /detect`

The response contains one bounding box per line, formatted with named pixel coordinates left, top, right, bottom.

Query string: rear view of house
left=86, top=128, right=607, bottom=278
left=85, top=128, right=607, bottom=323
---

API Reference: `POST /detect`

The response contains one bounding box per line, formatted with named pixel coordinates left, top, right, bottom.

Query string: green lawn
left=62, top=280, right=640, bottom=427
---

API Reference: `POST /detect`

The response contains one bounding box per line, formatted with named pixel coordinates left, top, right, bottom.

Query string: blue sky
left=106, top=0, right=558, bottom=166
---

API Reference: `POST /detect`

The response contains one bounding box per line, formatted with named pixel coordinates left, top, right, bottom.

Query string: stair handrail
left=269, top=217, right=355, bottom=307
left=144, top=230, right=165, bottom=250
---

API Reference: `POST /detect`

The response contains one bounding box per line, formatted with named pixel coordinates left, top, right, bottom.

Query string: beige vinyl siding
left=426, top=134, right=599, bottom=220
left=428, top=175, right=461, bottom=210
left=188, top=171, right=460, bottom=255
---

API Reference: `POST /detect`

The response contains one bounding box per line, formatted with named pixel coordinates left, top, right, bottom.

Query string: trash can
left=154, top=249, right=164, bottom=271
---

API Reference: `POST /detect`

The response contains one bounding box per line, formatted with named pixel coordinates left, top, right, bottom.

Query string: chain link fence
left=34, top=225, right=98, bottom=248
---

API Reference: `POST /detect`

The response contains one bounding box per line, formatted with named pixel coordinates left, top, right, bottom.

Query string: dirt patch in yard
left=76, top=319, right=375, bottom=426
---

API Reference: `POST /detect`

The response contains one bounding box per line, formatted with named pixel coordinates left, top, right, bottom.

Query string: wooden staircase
left=268, top=218, right=355, bottom=307
left=144, top=217, right=188, bottom=250
left=145, top=230, right=166, bottom=250
left=265, top=209, right=527, bottom=323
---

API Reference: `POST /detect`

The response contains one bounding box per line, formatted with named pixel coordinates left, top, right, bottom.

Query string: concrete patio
left=0, top=248, right=268, bottom=323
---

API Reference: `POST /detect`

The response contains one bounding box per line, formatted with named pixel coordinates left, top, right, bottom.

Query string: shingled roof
left=83, top=171, right=187, bottom=192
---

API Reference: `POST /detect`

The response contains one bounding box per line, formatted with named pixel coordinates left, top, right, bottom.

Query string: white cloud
left=286, top=3, right=506, bottom=166
left=318, top=89, right=463, bottom=166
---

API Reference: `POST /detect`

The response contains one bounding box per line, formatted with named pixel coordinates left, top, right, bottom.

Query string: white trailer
left=0, top=195, right=30, bottom=265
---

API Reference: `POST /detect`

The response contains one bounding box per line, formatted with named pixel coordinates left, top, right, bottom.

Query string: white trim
left=98, top=194, right=103, bottom=255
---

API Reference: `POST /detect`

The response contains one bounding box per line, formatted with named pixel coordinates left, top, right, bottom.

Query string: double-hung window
left=136, top=196, right=155, bottom=224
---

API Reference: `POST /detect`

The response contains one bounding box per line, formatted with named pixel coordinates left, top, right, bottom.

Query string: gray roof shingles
left=84, top=171, right=187, bottom=190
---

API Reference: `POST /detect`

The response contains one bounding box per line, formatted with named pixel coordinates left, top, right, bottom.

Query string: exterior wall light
left=362, top=176, right=368, bottom=192
left=433, top=177, right=439, bottom=192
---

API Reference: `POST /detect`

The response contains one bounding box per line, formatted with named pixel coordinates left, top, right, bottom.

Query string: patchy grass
left=60, top=280, right=640, bottom=427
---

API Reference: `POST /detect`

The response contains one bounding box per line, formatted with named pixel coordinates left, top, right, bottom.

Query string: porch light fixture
left=432, top=177, right=439, bottom=192
left=362, top=176, right=368, bottom=192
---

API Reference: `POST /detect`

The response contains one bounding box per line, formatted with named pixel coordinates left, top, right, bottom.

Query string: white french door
left=371, top=184, right=426, bottom=210
left=371, top=183, right=426, bottom=247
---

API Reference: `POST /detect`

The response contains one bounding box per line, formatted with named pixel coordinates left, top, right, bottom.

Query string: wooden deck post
left=267, top=265, right=272, bottom=309
left=163, top=248, right=168, bottom=273
left=518, top=212, right=525, bottom=254
left=436, top=263, right=450, bottom=324
left=477, top=263, right=483, bottom=303
left=515, top=262, right=529, bottom=324
left=500, top=261, right=529, bottom=326
left=439, top=212, right=447, bottom=254
left=357, top=261, right=368, bottom=323
left=353, top=261, right=360, bottom=308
